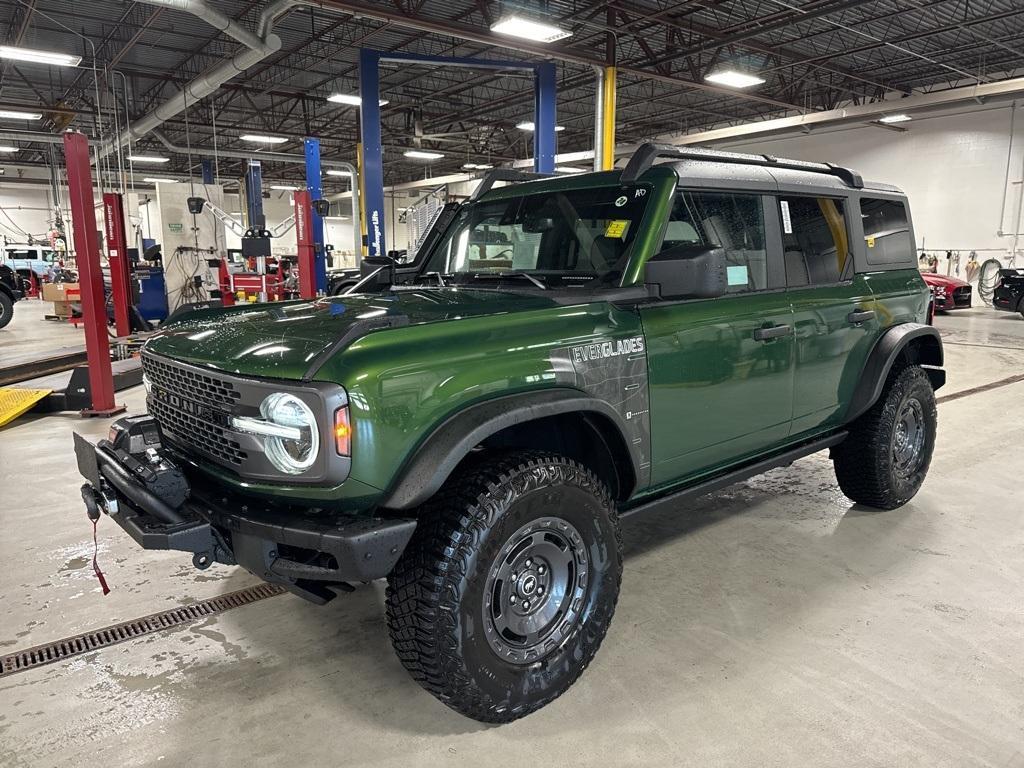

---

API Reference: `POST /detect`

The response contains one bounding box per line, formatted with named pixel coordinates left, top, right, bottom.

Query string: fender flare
left=378, top=389, right=639, bottom=510
left=845, top=323, right=944, bottom=423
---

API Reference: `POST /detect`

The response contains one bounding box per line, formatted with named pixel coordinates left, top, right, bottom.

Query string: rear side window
left=860, top=197, right=914, bottom=266
left=664, top=191, right=767, bottom=294
left=780, top=197, right=850, bottom=286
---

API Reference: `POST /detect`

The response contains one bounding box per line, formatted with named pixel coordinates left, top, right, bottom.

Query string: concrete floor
left=1, top=305, right=1023, bottom=768
left=0, top=297, right=86, bottom=368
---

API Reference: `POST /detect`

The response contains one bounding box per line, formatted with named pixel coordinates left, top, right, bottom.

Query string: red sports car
left=920, top=271, right=972, bottom=310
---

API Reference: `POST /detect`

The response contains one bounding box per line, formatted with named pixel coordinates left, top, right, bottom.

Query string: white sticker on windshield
left=780, top=200, right=793, bottom=234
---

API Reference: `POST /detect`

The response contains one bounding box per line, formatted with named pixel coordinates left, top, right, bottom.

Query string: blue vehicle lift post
left=359, top=49, right=558, bottom=258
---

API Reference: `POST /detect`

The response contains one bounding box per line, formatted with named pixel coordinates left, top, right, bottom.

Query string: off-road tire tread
left=833, top=364, right=936, bottom=510
left=0, top=291, right=12, bottom=329
left=385, top=450, right=622, bottom=723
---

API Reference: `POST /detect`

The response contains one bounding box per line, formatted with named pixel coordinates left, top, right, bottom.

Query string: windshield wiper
left=468, top=272, right=548, bottom=290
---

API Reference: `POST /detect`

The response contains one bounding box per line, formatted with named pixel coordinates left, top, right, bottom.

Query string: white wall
left=0, top=184, right=66, bottom=243
left=155, top=182, right=226, bottom=310
left=719, top=103, right=1024, bottom=274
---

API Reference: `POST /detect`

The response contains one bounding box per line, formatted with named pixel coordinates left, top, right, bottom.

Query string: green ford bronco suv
left=75, top=143, right=944, bottom=722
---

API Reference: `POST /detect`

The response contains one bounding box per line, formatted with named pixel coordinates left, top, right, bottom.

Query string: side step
left=621, top=432, right=847, bottom=520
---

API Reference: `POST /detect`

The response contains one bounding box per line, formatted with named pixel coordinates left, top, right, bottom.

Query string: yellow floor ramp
left=0, top=388, right=51, bottom=428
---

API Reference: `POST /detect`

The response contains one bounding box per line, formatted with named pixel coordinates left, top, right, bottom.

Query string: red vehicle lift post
left=294, top=189, right=317, bottom=300
left=63, top=131, right=124, bottom=417
left=103, top=192, right=132, bottom=337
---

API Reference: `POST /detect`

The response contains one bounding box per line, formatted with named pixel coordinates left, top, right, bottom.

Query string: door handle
left=753, top=324, right=793, bottom=341
left=847, top=309, right=876, bottom=325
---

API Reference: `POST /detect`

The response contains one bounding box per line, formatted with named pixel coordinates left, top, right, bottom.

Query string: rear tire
left=386, top=451, right=622, bottom=723
left=833, top=365, right=937, bottom=509
left=331, top=280, right=357, bottom=296
left=0, top=291, right=13, bottom=329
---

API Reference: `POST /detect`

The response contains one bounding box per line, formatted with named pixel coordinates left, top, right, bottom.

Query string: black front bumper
left=74, top=429, right=416, bottom=603
left=993, top=291, right=1018, bottom=312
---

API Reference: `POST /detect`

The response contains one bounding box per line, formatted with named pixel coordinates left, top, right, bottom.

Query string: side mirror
left=359, top=255, right=396, bottom=290
left=643, top=244, right=727, bottom=300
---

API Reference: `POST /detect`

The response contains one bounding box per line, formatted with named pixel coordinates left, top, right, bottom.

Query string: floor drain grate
left=0, top=582, right=286, bottom=678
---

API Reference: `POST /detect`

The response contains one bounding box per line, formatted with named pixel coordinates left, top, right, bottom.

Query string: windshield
left=421, top=184, right=651, bottom=285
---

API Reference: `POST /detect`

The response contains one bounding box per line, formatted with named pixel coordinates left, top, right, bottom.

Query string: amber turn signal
left=334, top=405, right=351, bottom=456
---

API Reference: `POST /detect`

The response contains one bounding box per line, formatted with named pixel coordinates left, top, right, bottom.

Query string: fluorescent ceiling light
left=326, top=169, right=352, bottom=176
left=0, top=146, right=18, bottom=153
left=270, top=184, right=299, bottom=191
left=490, top=14, right=572, bottom=43
left=463, top=163, right=494, bottom=170
left=240, top=134, right=288, bottom=144
left=0, top=46, right=82, bottom=67
left=555, top=166, right=586, bottom=174
left=705, top=70, right=766, bottom=88
left=515, top=121, right=565, bottom=132
left=0, top=109, right=42, bottom=120
left=879, top=113, right=912, bottom=124
left=403, top=150, right=444, bottom=160
left=143, top=177, right=179, bottom=184
left=127, top=154, right=169, bottom=163
left=327, top=93, right=389, bottom=107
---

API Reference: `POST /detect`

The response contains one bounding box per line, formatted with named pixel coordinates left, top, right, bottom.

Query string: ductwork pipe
left=147, top=129, right=351, bottom=170
left=0, top=130, right=63, bottom=145
left=256, top=0, right=318, bottom=39
left=141, top=0, right=267, bottom=50
left=101, top=0, right=284, bottom=157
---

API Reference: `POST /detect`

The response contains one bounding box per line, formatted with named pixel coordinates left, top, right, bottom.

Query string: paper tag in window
left=605, top=220, right=629, bottom=239
left=727, top=265, right=749, bottom=286
left=780, top=201, right=793, bottom=234
left=866, top=236, right=876, bottom=248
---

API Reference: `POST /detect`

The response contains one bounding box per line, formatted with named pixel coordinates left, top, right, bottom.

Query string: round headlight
left=260, top=392, right=319, bottom=474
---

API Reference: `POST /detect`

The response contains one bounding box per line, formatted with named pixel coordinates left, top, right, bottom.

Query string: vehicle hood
left=143, top=288, right=562, bottom=380
left=920, top=271, right=969, bottom=289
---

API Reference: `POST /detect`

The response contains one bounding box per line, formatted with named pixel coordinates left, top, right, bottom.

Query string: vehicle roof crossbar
left=620, top=142, right=864, bottom=189
left=470, top=168, right=554, bottom=201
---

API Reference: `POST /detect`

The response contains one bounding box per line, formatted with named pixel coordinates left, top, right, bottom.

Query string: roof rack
left=469, top=168, right=554, bottom=201
left=620, top=142, right=864, bottom=189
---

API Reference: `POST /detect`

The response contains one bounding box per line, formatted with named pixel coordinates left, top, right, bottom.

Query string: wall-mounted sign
left=168, top=223, right=183, bottom=233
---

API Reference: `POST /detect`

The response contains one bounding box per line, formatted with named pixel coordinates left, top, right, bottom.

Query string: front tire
left=0, top=291, right=13, bottom=329
left=386, top=451, right=622, bottom=723
left=833, top=365, right=937, bottom=509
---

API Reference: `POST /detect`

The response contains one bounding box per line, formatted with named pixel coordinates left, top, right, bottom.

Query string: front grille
left=953, top=286, right=972, bottom=306
left=142, top=353, right=247, bottom=466
left=143, top=353, right=242, bottom=407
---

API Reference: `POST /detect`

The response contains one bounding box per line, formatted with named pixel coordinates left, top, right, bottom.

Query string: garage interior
left=1, top=1, right=1024, bottom=765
